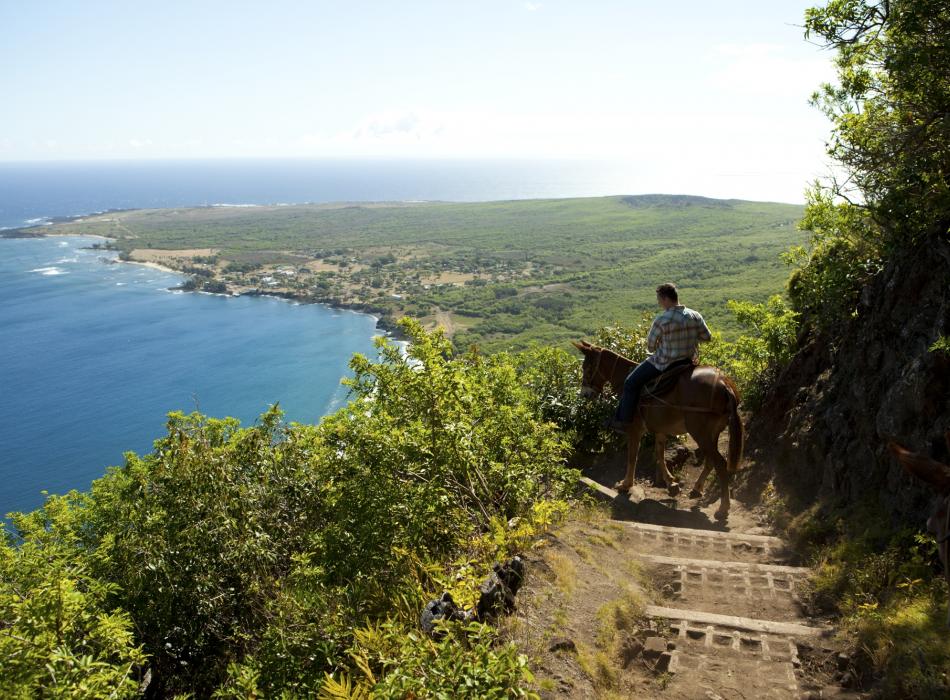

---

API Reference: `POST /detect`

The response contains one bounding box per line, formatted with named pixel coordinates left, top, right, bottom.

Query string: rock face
left=420, top=592, right=466, bottom=638
left=745, top=235, right=950, bottom=522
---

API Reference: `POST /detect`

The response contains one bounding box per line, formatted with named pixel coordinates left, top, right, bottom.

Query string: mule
left=573, top=341, right=744, bottom=521
left=889, top=430, right=950, bottom=626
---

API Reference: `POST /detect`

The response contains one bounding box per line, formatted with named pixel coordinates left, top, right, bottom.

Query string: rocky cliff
left=744, top=234, right=950, bottom=521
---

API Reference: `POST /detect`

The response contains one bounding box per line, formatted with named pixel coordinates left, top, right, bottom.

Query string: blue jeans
left=614, top=361, right=663, bottom=424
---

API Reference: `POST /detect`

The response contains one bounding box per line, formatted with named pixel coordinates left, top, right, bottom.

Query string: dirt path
left=432, top=307, right=456, bottom=337
left=503, top=446, right=868, bottom=699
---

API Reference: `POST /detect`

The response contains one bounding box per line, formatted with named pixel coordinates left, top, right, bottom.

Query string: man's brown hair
left=656, top=283, right=678, bottom=303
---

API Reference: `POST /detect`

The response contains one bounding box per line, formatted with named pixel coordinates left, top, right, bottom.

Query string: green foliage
left=791, top=502, right=950, bottom=696
left=785, top=189, right=883, bottom=329
left=1, top=496, right=146, bottom=699
left=794, top=0, right=950, bottom=331
left=930, top=336, right=950, bottom=355
left=1, top=321, right=576, bottom=696
left=699, top=296, right=798, bottom=407
left=593, top=312, right=655, bottom=363
left=510, top=345, right=612, bottom=449
left=348, top=620, right=538, bottom=699
left=805, top=0, right=950, bottom=248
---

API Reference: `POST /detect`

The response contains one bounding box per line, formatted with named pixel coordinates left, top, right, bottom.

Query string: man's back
left=647, top=305, right=711, bottom=370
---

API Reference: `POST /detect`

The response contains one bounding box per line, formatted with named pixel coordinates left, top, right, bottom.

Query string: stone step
left=640, top=553, right=810, bottom=620
left=617, top=520, right=791, bottom=564
left=645, top=609, right=837, bottom=699
left=638, top=553, right=809, bottom=575
left=644, top=605, right=832, bottom=637
left=658, top=616, right=805, bottom=699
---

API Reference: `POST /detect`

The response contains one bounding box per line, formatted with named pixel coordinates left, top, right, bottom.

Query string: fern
left=317, top=673, right=372, bottom=700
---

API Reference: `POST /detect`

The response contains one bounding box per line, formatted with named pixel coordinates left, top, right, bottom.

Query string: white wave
left=30, top=266, right=68, bottom=276
left=211, top=203, right=261, bottom=208
left=56, top=256, right=79, bottom=263
left=115, top=282, right=126, bottom=286
left=58, top=240, right=69, bottom=246
left=25, top=217, right=49, bottom=225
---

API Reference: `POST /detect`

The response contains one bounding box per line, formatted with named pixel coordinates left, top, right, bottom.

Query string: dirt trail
left=503, top=445, right=868, bottom=699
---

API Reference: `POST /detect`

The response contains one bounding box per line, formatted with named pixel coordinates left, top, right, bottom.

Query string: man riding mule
left=572, top=283, right=744, bottom=521
left=608, top=283, right=712, bottom=434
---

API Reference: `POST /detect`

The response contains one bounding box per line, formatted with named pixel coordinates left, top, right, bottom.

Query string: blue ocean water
left=0, top=158, right=636, bottom=229
left=0, top=236, right=379, bottom=516
left=0, top=158, right=632, bottom=517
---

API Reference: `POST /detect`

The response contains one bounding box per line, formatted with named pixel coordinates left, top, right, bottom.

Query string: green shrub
left=700, top=295, right=799, bottom=407
left=337, top=620, right=538, bottom=700
left=1, top=496, right=146, bottom=699
left=2, top=319, right=576, bottom=696
left=792, top=502, right=950, bottom=696
left=784, top=191, right=882, bottom=331
left=511, top=345, right=611, bottom=449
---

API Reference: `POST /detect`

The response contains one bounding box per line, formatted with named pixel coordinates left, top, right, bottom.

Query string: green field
left=41, top=195, right=805, bottom=350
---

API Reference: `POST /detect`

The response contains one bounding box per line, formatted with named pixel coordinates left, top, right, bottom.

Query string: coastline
left=4, top=226, right=410, bottom=343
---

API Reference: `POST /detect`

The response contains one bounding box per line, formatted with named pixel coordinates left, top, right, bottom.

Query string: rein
left=592, top=349, right=623, bottom=390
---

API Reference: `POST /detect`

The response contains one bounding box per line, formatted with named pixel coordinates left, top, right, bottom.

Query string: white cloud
left=349, top=110, right=446, bottom=143
left=524, top=2, right=543, bottom=10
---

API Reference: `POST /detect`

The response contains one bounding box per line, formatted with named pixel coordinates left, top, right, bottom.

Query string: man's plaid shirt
left=646, top=305, right=711, bottom=370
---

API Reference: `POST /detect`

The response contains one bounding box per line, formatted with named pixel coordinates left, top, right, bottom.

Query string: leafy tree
left=793, top=0, right=950, bottom=324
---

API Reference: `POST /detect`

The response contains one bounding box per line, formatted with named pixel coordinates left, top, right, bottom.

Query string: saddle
left=642, top=358, right=696, bottom=399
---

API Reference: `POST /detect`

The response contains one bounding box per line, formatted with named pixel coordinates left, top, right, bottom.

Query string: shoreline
left=6, top=229, right=410, bottom=343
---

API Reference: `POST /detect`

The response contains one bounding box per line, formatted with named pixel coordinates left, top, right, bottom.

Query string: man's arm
left=697, top=315, right=712, bottom=342
left=647, top=319, right=662, bottom=352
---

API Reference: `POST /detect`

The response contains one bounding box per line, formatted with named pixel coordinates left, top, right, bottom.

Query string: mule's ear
left=572, top=340, right=589, bottom=353
left=890, top=441, right=950, bottom=493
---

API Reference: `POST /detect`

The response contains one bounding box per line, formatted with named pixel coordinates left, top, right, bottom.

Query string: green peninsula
left=42, top=195, right=805, bottom=350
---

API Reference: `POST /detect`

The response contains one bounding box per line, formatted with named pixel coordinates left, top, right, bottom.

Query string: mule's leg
left=654, top=433, right=681, bottom=496
left=653, top=433, right=666, bottom=488
left=685, top=422, right=711, bottom=498
left=615, top=417, right=645, bottom=493
left=694, top=432, right=730, bottom=520
left=713, top=458, right=731, bottom=521
left=686, top=419, right=725, bottom=499
left=689, top=463, right=712, bottom=499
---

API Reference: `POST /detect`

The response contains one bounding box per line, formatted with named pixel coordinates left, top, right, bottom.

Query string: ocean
left=0, top=158, right=631, bottom=517
left=0, top=158, right=636, bottom=229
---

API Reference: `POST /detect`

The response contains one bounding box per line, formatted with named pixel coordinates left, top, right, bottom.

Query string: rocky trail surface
left=503, top=445, right=868, bottom=699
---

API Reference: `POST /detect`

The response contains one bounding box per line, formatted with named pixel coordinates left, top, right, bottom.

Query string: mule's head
left=571, top=340, right=607, bottom=398
left=890, top=430, right=950, bottom=626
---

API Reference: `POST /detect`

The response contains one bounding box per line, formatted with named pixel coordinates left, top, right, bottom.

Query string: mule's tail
left=727, top=388, right=744, bottom=472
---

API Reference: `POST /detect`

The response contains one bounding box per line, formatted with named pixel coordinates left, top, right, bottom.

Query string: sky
left=0, top=1, right=838, bottom=202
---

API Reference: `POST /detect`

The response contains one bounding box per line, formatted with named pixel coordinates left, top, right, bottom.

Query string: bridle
left=585, top=348, right=624, bottom=393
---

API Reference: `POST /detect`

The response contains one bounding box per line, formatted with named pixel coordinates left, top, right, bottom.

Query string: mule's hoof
left=714, top=509, right=729, bottom=522
left=614, top=481, right=632, bottom=493
left=668, top=482, right=681, bottom=497
left=688, top=489, right=703, bottom=499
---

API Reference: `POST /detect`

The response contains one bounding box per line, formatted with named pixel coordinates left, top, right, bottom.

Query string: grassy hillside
left=43, top=195, right=805, bottom=350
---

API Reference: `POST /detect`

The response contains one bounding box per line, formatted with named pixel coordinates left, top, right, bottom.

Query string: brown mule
left=889, top=430, right=950, bottom=627
left=573, top=341, right=744, bottom=521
